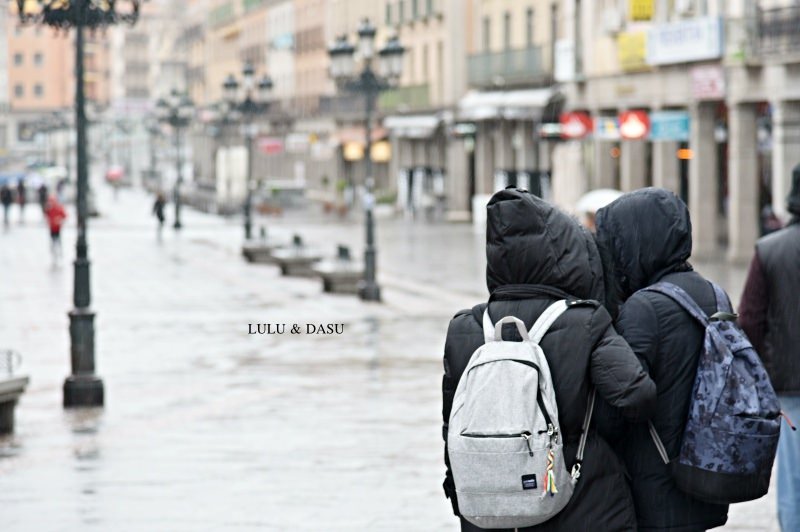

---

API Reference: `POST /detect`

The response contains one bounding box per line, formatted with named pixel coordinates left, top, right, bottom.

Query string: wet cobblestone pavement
left=0, top=182, right=777, bottom=531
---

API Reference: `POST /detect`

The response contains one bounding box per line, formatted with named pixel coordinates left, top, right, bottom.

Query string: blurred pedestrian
left=152, top=192, right=166, bottom=236
left=739, top=163, right=800, bottom=532
left=44, top=195, right=67, bottom=260
left=16, top=178, right=26, bottom=223
left=38, top=183, right=48, bottom=213
left=0, top=184, right=12, bottom=226
left=595, top=188, right=731, bottom=531
left=442, top=188, right=655, bottom=532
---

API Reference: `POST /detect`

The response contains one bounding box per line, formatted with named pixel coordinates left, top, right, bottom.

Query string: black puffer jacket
left=596, top=188, right=730, bottom=532
left=442, top=188, right=657, bottom=532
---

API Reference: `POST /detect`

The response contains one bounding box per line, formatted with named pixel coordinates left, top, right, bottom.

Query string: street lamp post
left=328, top=20, right=405, bottom=302
left=156, top=90, right=194, bottom=230
left=221, top=64, right=273, bottom=241
left=16, top=0, right=141, bottom=408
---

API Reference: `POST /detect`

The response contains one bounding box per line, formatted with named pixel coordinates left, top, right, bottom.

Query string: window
left=385, top=3, right=392, bottom=25
left=482, top=16, right=491, bottom=52
left=399, top=0, right=405, bottom=23
left=413, top=0, right=418, bottom=18
left=13, top=53, right=22, bottom=66
left=34, top=52, right=43, bottom=66
left=34, top=84, right=44, bottom=98
left=526, top=8, right=534, bottom=46
left=427, top=0, right=433, bottom=15
left=423, top=44, right=429, bottom=81
left=503, top=11, right=511, bottom=49
left=14, top=84, right=23, bottom=98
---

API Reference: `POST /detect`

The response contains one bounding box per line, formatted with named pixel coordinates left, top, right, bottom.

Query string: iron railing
left=467, top=46, right=550, bottom=89
left=754, top=6, right=800, bottom=56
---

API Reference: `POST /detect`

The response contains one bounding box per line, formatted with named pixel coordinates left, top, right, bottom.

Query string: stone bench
left=0, top=375, right=28, bottom=435
left=312, top=245, right=364, bottom=294
left=242, top=241, right=281, bottom=264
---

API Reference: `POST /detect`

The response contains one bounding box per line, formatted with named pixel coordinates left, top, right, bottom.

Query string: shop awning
left=334, top=126, right=387, bottom=146
left=382, top=114, right=441, bottom=139
left=458, top=87, right=555, bottom=121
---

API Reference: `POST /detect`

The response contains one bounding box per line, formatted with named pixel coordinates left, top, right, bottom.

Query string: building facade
left=553, top=0, right=800, bottom=260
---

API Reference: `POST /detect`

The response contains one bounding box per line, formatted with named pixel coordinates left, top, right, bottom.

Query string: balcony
left=468, top=46, right=550, bottom=89
left=378, top=84, right=429, bottom=112
left=751, top=6, right=800, bottom=59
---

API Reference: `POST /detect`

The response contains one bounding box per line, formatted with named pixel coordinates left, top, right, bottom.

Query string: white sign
left=554, top=40, right=576, bottom=82
left=690, top=64, right=726, bottom=100
left=647, top=17, right=723, bottom=65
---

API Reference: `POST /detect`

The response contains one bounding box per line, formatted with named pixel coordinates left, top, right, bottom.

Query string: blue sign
left=649, top=111, right=690, bottom=141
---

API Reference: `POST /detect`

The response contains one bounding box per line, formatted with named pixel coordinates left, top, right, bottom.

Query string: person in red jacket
left=45, top=195, right=67, bottom=260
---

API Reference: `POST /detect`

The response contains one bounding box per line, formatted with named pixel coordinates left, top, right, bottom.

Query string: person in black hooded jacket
left=442, top=187, right=657, bottom=532
left=595, top=188, right=731, bottom=532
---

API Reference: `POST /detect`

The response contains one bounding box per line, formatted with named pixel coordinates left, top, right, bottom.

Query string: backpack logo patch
left=521, top=474, right=537, bottom=490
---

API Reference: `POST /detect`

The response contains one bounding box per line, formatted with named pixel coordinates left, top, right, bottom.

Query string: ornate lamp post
left=221, top=63, right=273, bottom=241
left=328, top=20, right=404, bottom=302
left=16, top=0, right=141, bottom=407
left=156, top=90, right=194, bottom=230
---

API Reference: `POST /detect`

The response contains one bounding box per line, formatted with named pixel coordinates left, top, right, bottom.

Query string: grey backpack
left=448, top=300, right=595, bottom=529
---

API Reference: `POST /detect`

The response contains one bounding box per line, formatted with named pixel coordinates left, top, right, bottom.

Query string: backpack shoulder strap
left=528, top=300, right=569, bottom=344
left=710, top=282, right=733, bottom=314
left=639, top=282, right=709, bottom=327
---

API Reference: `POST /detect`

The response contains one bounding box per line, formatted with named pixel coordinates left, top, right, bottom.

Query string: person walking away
left=442, top=187, right=656, bottom=532
left=16, top=178, right=26, bottom=223
left=45, top=195, right=67, bottom=260
left=739, top=163, right=800, bottom=532
left=38, top=183, right=48, bottom=213
left=0, top=184, right=12, bottom=226
left=153, top=192, right=166, bottom=237
left=596, top=188, right=744, bottom=531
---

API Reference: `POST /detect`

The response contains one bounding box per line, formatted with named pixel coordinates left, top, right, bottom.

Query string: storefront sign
left=619, top=111, right=650, bottom=140
left=594, top=117, right=621, bottom=140
left=629, top=0, right=653, bottom=21
left=649, top=111, right=690, bottom=141
left=258, top=136, right=284, bottom=155
left=618, top=31, right=648, bottom=72
left=560, top=112, right=593, bottom=139
left=690, top=64, right=726, bottom=100
left=554, top=40, right=576, bottom=82
left=647, top=17, right=723, bottom=65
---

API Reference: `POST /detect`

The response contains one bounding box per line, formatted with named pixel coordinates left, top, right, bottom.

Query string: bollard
left=337, top=245, right=351, bottom=262
left=292, top=234, right=303, bottom=248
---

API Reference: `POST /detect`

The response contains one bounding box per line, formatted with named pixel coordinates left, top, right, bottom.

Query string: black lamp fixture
left=15, top=0, right=142, bottom=408
left=220, top=62, right=274, bottom=241
left=327, top=20, right=405, bottom=302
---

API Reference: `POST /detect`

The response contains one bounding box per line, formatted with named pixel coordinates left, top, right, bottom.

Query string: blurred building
left=553, top=0, right=800, bottom=261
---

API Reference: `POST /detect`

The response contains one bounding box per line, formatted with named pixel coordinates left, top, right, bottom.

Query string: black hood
left=788, top=163, right=800, bottom=217
left=485, top=187, right=604, bottom=301
left=595, top=188, right=692, bottom=306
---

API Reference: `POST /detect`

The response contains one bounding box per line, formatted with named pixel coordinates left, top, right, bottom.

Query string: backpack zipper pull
left=522, top=432, right=533, bottom=456
left=781, top=411, right=797, bottom=431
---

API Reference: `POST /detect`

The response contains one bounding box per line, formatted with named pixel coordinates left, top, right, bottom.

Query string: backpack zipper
left=461, top=431, right=535, bottom=456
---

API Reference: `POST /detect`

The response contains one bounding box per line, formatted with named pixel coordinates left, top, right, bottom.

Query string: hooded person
left=442, top=187, right=656, bottom=532
left=739, top=164, right=800, bottom=531
left=595, top=188, right=731, bottom=532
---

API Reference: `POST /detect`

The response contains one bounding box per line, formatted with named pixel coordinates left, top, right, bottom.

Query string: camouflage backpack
left=641, top=281, right=781, bottom=504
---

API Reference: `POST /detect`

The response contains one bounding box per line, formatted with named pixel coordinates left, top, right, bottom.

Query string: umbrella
left=576, top=188, right=623, bottom=215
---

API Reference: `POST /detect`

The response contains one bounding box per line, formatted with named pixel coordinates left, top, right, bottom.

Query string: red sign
left=559, top=112, right=593, bottom=139
left=618, top=110, right=650, bottom=140
left=258, top=137, right=284, bottom=155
